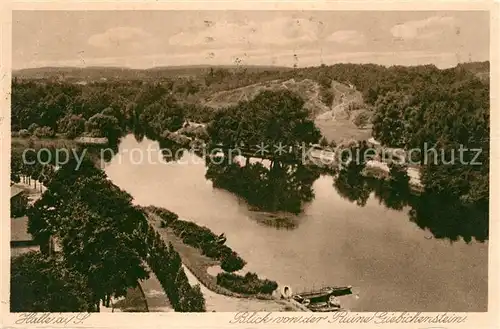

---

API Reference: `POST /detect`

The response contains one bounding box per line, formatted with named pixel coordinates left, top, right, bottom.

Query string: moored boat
left=307, top=302, right=342, bottom=312
left=292, top=285, right=352, bottom=304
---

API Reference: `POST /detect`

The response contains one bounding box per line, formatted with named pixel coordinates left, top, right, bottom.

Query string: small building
left=11, top=217, right=39, bottom=257
left=11, top=185, right=25, bottom=201
left=11, top=185, right=29, bottom=218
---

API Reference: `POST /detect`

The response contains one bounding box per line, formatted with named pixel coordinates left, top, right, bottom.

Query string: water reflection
left=110, top=134, right=488, bottom=243
left=334, top=171, right=372, bottom=207
left=205, top=160, right=320, bottom=216
left=408, top=195, right=488, bottom=243
left=333, top=165, right=489, bottom=243
left=157, top=138, right=186, bottom=163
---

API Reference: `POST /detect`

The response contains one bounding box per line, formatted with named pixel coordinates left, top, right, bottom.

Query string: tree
left=319, top=136, right=329, bottom=147
left=28, top=156, right=150, bottom=309
left=220, top=252, right=246, bottom=272
left=85, top=113, right=122, bottom=142
left=177, top=284, right=205, bottom=312
left=33, top=126, right=56, bottom=138
left=19, top=129, right=30, bottom=138
left=372, top=91, right=410, bottom=147
left=28, top=123, right=39, bottom=133
left=353, top=111, right=370, bottom=127
left=11, top=252, right=96, bottom=312
left=139, top=98, right=185, bottom=137
left=208, top=89, right=321, bottom=149
left=58, top=114, right=86, bottom=138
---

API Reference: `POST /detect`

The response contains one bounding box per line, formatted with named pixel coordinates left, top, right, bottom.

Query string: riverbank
left=146, top=211, right=307, bottom=312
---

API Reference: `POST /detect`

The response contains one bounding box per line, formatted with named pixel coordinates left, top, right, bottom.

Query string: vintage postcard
left=1, top=1, right=499, bottom=329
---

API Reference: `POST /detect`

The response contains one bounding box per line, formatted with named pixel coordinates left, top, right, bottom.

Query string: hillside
left=204, top=78, right=329, bottom=116
left=204, top=77, right=372, bottom=143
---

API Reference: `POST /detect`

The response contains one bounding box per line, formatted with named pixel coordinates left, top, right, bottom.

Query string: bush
left=220, top=252, right=246, bottom=272
left=148, top=206, right=247, bottom=272
left=11, top=131, right=20, bottom=137
left=19, top=129, right=30, bottom=138
left=33, top=126, right=56, bottom=138
left=353, top=111, right=371, bottom=127
left=28, top=123, right=39, bottom=133
left=216, top=272, right=278, bottom=295
left=320, top=89, right=334, bottom=107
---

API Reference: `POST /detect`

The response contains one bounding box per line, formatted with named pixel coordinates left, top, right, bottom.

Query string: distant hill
left=456, top=61, right=489, bottom=82
left=12, top=65, right=292, bottom=81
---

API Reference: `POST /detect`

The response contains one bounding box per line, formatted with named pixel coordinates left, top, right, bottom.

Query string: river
left=104, top=134, right=488, bottom=311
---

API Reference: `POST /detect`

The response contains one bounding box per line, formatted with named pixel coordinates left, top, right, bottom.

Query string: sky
left=12, top=10, right=490, bottom=70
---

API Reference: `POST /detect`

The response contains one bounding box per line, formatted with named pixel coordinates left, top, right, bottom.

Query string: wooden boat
left=307, top=302, right=342, bottom=312
left=292, top=285, right=352, bottom=304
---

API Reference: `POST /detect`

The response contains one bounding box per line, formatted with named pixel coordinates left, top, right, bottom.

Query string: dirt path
left=182, top=265, right=296, bottom=312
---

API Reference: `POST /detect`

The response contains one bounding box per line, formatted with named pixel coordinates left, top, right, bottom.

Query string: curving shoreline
left=146, top=211, right=308, bottom=312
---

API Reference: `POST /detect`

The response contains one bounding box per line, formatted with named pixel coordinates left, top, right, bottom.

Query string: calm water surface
left=104, top=135, right=488, bottom=311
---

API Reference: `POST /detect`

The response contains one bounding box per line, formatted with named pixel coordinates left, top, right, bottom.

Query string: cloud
left=88, top=27, right=156, bottom=49
left=326, top=30, right=365, bottom=45
left=390, top=16, right=456, bottom=40
left=168, top=17, right=324, bottom=47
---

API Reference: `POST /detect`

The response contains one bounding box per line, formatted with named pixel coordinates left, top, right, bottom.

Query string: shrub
left=19, top=129, right=30, bottom=138
left=33, top=126, right=56, bottom=138
left=353, top=111, right=371, bottom=127
left=28, top=123, right=39, bottom=133
left=147, top=206, right=247, bottom=272
left=216, top=272, right=278, bottom=295
left=220, top=252, right=246, bottom=272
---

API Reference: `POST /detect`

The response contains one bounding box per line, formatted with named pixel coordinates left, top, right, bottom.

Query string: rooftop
left=10, top=185, right=25, bottom=198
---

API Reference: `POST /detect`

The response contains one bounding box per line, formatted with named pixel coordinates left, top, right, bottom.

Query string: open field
left=315, top=119, right=373, bottom=143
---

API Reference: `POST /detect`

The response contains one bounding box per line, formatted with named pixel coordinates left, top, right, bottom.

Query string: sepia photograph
left=4, top=6, right=494, bottom=319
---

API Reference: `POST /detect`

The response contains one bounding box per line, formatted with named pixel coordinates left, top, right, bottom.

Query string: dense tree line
left=371, top=71, right=489, bottom=205
left=23, top=155, right=205, bottom=311
left=146, top=206, right=246, bottom=273
left=11, top=252, right=96, bottom=312
left=11, top=79, right=214, bottom=144
left=27, top=156, right=149, bottom=310
left=140, top=218, right=206, bottom=312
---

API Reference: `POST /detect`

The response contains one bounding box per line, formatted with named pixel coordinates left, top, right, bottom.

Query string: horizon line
left=12, top=60, right=490, bottom=73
